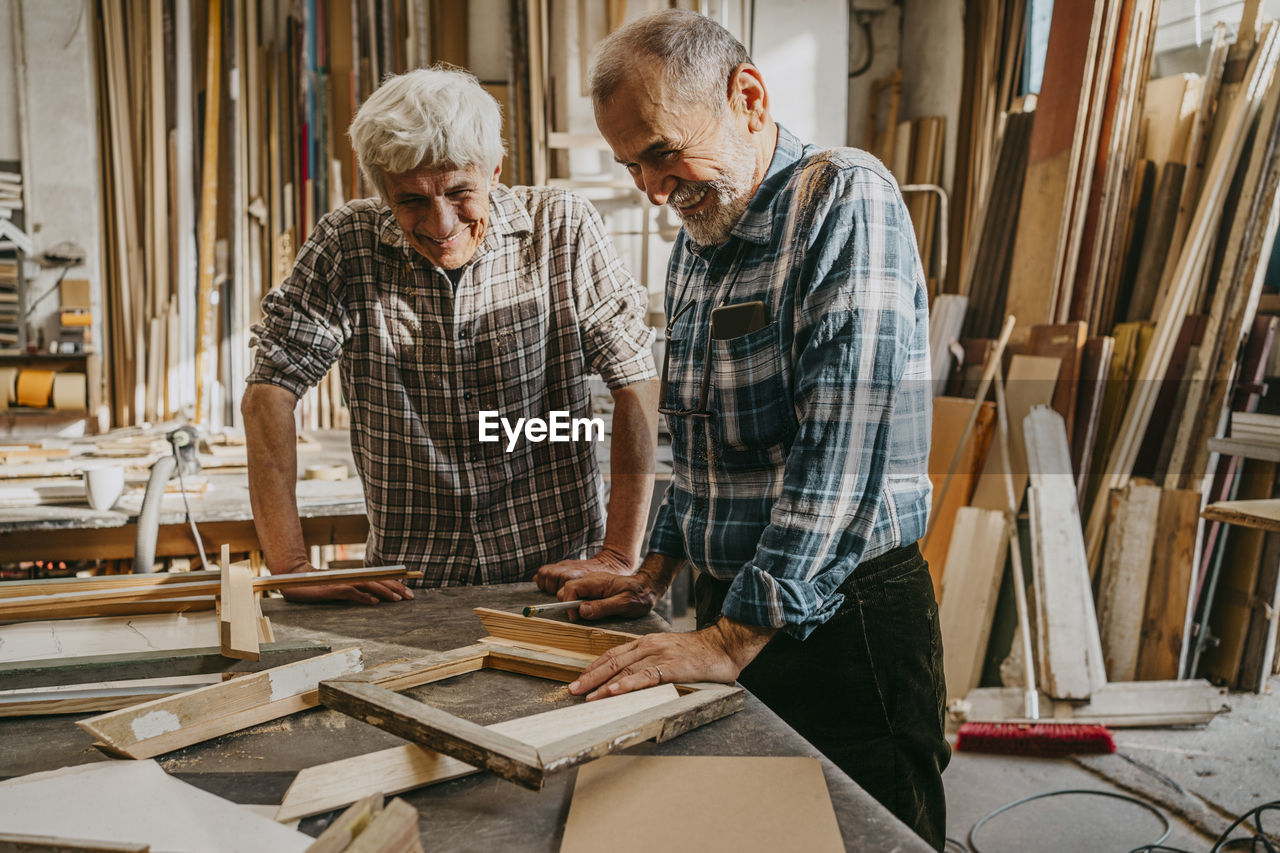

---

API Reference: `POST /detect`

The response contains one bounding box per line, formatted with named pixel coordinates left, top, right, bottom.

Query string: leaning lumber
left=1025, top=406, right=1106, bottom=699
left=1097, top=481, right=1161, bottom=682
left=1085, top=22, right=1280, bottom=568
left=939, top=507, right=1009, bottom=700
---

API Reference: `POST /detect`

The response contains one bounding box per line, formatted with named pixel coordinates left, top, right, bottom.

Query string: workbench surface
left=0, top=582, right=929, bottom=852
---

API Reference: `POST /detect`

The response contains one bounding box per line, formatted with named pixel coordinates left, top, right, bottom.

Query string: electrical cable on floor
left=956, top=790, right=1278, bottom=853
left=1117, top=751, right=1188, bottom=795
left=967, top=789, right=1173, bottom=853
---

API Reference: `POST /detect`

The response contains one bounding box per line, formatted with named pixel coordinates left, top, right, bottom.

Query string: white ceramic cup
left=84, top=465, right=125, bottom=511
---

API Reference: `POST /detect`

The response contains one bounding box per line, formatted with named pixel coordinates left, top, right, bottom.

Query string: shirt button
left=464, top=392, right=473, bottom=401
left=476, top=513, right=486, bottom=522
left=459, top=329, right=469, bottom=339
left=470, top=452, right=479, bottom=462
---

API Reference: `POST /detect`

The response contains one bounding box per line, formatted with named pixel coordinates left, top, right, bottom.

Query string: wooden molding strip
left=220, top=546, right=260, bottom=661
left=1, top=639, right=331, bottom=691
left=956, top=679, right=1229, bottom=726
left=0, top=567, right=407, bottom=621
left=472, top=607, right=640, bottom=658
left=79, top=648, right=364, bottom=759
left=319, top=679, right=546, bottom=790
left=279, top=686, right=681, bottom=822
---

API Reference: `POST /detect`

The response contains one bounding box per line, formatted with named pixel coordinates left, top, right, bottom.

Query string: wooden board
left=0, top=566, right=407, bottom=620
left=922, top=397, right=996, bottom=599
left=561, top=757, right=845, bottom=853
left=971, top=355, right=1061, bottom=511
left=1201, top=463, right=1278, bottom=686
left=1, top=639, right=330, bottom=691
left=1239, top=529, right=1280, bottom=692
left=1071, top=336, right=1114, bottom=503
left=957, top=678, right=1229, bottom=727
left=277, top=685, right=681, bottom=822
left=0, top=760, right=309, bottom=851
left=1003, top=0, right=1106, bottom=337
left=0, top=612, right=218, bottom=663
left=1134, top=489, right=1201, bottom=680
left=78, top=648, right=364, bottom=759
left=1096, top=480, right=1162, bottom=682
left=1201, top=498, right=1280, bottom=533
left=1028, top=322, right=1087, bottom=435
left=1026, top=407, right=1106, bottom=699
left=472, top=607, right=641, bottom=658
left=939, top=507, right=1009, bottom=699
left=219, top=544, right=260, bottom=661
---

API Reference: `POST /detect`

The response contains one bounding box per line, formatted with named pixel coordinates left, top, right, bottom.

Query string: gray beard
left=669, top=132, right=758, bottom=246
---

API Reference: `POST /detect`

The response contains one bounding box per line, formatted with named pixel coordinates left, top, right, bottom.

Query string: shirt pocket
left=709, top=322, right=796, bottom=457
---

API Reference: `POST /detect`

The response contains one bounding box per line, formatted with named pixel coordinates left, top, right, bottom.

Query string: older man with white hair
left=242, top=67, right=658, bottom=603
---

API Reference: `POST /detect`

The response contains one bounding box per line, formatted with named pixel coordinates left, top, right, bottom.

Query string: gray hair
left=591, top=10, right=751, bottom=112
left=348, top=66, right=505, bottom=198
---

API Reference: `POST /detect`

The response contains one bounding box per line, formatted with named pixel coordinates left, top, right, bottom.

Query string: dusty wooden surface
left=0, top=582, right=928, bottom=852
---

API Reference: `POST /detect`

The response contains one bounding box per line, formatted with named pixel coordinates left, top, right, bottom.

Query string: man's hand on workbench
left=278, top=566, right=414, bottom=605
left=533, top=547, right=635, bottom=593
left=567, top=618, right=776, bottom=700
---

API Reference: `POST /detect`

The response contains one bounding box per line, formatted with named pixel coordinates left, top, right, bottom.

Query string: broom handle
left=922, top=314, right=1017, bottom=548
left=994, top=369, right=1039, bottom=720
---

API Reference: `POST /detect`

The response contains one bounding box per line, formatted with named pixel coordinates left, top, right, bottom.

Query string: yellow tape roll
left=15, top=369, right=56, bottom=408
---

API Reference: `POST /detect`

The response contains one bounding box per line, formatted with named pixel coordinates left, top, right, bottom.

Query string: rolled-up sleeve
left=247, top=216, right=351, bottom=397
left=569, top=196, right=657, bottom=390
left=719, top=170, right=930, bottom=639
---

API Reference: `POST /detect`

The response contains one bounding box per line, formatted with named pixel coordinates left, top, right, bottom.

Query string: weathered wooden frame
left=318, top=611, right=744, bottom=792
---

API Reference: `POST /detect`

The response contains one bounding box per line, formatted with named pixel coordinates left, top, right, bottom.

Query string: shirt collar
left=726, top=124, right=806, bottom=246
left=377, top=182, right=533, bottom=260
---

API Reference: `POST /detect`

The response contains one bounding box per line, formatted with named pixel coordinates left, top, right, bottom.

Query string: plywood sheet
left=971, top=355, right=1061, bottom=511
left=0, top=760, right=310, bottom=851
left=561, top=756, right=844, bottom=853
left=923, top=397, right=996, bottom=599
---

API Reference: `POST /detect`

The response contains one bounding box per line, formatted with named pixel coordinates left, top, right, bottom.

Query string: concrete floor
left=944, top=675, right=1280, bottom=852
left=667, top=616, right=1279, bottom=850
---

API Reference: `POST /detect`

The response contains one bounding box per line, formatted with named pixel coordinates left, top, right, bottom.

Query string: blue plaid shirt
left=649, top=126, right=932, bottom=639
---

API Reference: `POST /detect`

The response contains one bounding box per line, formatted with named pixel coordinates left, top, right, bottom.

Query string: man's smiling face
left=383, top=162, right=500, bottom=269
left=595, top=61, right=760, bottom=247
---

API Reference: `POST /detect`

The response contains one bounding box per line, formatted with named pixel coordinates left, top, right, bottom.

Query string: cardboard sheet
left=560, top=756, right=844, bottom=853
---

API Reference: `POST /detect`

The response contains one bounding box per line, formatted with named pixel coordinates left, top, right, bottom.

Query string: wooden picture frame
left=318, top=610, right=745, bottom=791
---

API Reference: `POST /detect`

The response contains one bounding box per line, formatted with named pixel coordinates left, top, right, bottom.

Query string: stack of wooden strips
left=947, top=0, right=1029, bottom=297
left=939, top=0, right=1280, bottom=698
left=92, top=1, right=502, bottom=430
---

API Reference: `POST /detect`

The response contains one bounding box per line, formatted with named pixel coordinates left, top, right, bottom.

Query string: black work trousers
left=694, top=543, right=950, bottom=851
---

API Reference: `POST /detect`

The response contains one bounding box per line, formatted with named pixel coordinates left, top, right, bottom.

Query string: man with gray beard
left=533, top=10, right=947, bottom=850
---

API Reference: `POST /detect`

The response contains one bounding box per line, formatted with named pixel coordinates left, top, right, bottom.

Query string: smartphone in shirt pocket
left=710, top=300, right=768, bottom=340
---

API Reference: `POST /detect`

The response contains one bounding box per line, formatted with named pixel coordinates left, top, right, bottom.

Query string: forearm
left=242, top=383, right=309, bottom=574
left=601, top=379, right=658, bottom=566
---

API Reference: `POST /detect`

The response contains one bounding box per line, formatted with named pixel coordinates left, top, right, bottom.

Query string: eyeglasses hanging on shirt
left=658, top=299, right=769, bottom=418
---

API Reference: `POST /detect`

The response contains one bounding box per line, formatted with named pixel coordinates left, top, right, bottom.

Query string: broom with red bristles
left=953, top=369, right=1114, bottom=758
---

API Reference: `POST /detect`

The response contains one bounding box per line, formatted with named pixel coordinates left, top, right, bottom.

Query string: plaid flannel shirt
left=648, top=126, right=933, bottom=639
left=249, top=185, right=656, bottom=586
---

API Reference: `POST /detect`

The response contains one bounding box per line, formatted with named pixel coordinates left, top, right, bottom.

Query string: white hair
left=591, top=10, right=751, bottom=112
left=348, top=66, right=505, bottom=199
